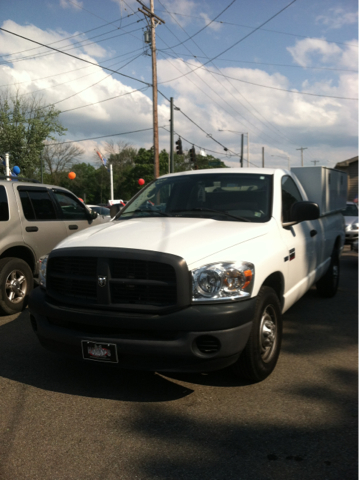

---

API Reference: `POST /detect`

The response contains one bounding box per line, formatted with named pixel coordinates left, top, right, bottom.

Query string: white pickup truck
left=29, top=167, right=346, bottom=382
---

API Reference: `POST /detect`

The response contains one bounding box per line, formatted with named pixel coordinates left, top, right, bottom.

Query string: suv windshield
left=117, top=173, right=273, bottom=223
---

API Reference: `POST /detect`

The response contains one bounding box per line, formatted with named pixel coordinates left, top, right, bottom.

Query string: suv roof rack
left=0, top=175, right=41, bottom=183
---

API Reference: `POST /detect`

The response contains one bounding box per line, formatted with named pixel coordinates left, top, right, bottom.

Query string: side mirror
left=90, top=210, right=98, bottom=220
left=283, top=201, right=320, bottom=227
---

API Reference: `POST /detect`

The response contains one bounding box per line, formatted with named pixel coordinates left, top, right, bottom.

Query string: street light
left=218, top=130, right=249, bottom=167
left=271, top=154, right=290, bottom=169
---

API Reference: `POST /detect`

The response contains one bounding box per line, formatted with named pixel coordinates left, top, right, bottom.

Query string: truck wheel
left=0, top=258, right=33, bottom=315
left=316, top=250, right=339, bottom=298
left=232, top=286, right=282, bottom=383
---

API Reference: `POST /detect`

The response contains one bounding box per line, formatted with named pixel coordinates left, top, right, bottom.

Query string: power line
left=158, top=0, right=297, bottom=86
left=50, top=126, right=158, bottom=145
left=158, top=89, right=232, bottom=151
left=43, top=52, right=144, bottom=108
left=0, top=13, right=138, bottom=60
left=156, top=3, right=297, bottom=148
left=0, top=47, right=144, bottom=88
left=157, top=25, right=296, bottom=147
left=17, top=51, right=144, bottom=99
left=0, top=24, right=144, bottom=66
left=156, top=51, right=358, bottom=73
left=60, top=87, right=149, bottom=114
left=0, top=27, right=150, bottom=87
left=160, top=52, right=358, bottom=100
left=156, top=10, right=358, bottom=49
left=159, top=0, right=237, bottom=51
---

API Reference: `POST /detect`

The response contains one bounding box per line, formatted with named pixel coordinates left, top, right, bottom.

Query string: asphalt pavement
left=0, top=247, right=357, bottom=480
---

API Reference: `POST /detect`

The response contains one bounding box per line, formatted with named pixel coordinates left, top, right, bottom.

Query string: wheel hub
left=259, top=306, right=277, bottom=363
left=5, top=270, right=27, bottom=304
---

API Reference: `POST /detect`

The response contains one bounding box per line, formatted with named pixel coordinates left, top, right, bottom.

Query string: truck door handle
left=25, top=226, right=38, bottom=232
left=69, top=225, right=78, bottom=230
left=310, top=229, right=317, bottom=237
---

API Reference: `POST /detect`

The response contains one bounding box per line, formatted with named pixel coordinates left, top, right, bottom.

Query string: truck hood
left=55, top=217, right=270, bottom=267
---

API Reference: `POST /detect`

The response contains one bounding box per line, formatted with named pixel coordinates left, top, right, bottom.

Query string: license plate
left=81, top=341, right=118, bottom=363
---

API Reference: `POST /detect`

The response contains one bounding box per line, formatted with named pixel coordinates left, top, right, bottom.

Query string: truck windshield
left=118, top=173, right=273, bottom=223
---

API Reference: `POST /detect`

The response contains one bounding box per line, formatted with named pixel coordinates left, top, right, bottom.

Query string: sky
left=0, top=0, right=358, bottom=170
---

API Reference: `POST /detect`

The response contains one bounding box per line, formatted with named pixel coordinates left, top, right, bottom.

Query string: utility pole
left=137, top=0, right=165, bottom=179
left=170, top=97, right=174, bottom=173
left=311, top=160, right=320, bottom=165
left=296, top=147, right=308, bottom=167
left=262, top=147, right=265, bottom=168
left=240, top=134, right=244, bottom=167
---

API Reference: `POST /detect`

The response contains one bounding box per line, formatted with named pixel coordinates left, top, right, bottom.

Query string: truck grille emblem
left=98, top=276, right=107, bottom=287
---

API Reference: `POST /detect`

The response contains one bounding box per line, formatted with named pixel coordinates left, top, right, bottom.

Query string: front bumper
left=29, top=287, right=256, bottom=372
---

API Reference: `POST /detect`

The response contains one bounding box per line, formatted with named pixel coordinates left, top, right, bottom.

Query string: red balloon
left=138, top=178, right=145, bottom=186
left=78, top=198, right=84, bottom=203
left=68, top=171, right=76, bottom=180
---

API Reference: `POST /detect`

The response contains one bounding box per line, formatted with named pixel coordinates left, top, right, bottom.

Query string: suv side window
left=0, top=186, right=9, bottom=221
left=282, top=176, right=302, bottom=222
left=53, top=191, right=88, bottom=220
left=19, top=190, right=57, bottom=220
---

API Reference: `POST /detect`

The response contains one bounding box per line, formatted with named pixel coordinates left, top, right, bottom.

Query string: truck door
left=279, top=176, right=320, bottom=304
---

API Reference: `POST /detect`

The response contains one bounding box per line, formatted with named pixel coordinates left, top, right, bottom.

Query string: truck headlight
left=192, top=262, right=254, bottom=303
left=38, top=255, right=48, bottom=288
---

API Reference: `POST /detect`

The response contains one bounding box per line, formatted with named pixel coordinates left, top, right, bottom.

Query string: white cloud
left=59, top=0, right=83, bottom=11
left=316, top=7, right=358, bottom=30
left=198, top=13, right=222, bottom=32
left=287, top=38, right=342, bottom=67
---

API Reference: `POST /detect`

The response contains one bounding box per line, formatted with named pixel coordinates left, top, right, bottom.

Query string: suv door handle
left=69, top=225, right=78, bottom=230
left=25, top=226, right=38, bottom=232
left=310, top=229, right=317, bottom=237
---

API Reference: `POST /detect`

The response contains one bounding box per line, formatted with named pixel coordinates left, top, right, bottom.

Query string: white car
left=343, top=202, right=358, bottom=245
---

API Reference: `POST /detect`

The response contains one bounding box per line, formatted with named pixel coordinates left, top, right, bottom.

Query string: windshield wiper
left=170, top=208, right=249, bottom=222
left=121, top=208, right=169, bottom=217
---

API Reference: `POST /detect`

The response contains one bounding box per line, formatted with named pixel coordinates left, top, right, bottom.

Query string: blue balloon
left=13, top=166, right=20, bottom=174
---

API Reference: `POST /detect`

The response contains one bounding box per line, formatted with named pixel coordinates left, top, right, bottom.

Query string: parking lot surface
left=0, top=248, right=357, bottom=480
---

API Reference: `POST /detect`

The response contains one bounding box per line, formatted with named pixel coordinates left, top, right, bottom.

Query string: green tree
left=0, top=90, right=66, bottom=178
left=122, top=147, right=169, bottom=197
left=48, top=163, right=100, bottom=204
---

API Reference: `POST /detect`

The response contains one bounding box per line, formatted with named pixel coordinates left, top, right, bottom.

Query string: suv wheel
left=0, top=258, right=33, bottom=315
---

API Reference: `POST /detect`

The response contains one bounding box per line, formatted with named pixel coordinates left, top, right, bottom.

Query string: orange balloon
left=68, top=171, right=76, bottom=180
left=78, top=198, right=84, bottom=203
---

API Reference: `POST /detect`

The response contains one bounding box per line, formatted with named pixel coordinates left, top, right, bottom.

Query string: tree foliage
left=0, top=90, right=66, bottom=178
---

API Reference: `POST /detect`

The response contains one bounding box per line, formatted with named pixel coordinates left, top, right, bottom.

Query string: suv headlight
left=192, top=261, right=254, bottom=303
left=38, top=255, right=48, bottom=288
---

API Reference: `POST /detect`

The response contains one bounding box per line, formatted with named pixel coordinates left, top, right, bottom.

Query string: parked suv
left=0, top=178, right=104, bottom=315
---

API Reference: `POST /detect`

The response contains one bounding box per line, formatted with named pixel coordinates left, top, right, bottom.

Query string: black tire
left=232, top=286, right=282, bottom=383
left=316, top=250, right=340, bottom=298
left=0, top=258, right=33, bottom=315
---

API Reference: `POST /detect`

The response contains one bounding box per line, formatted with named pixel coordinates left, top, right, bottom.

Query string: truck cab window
left=281, top=176, right=302, bottom=223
